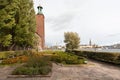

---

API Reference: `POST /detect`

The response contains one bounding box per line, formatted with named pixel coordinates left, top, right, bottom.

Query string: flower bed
left=1, top=55, right=28, bottom=64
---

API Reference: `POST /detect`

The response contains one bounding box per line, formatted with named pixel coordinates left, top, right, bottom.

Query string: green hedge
left=0, top=51, right=15, bottom=59
left=51, top=51, right=86, bottom=64
left=0, top=50, right=36, bottom=60
left=72, top=50, right=120, bottom=65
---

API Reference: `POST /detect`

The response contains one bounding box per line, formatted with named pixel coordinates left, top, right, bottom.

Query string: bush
left=0, top=51, right=14, bottom=59
left=51, top=51, right=85, bottom=64
left=73, top=50, right=120, bottom=65
left=12, top=66, right=52, bottom=75
left=39, top=66, right=52, bottom=75
left=25, top=56, right=51, bottom=67
left=12, top=56, right=52, bottom=75
left=0, top=50, right=37, bottom=60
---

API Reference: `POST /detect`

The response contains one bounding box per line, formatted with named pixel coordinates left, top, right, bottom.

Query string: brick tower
left=36, top=5, right=45, bottom=49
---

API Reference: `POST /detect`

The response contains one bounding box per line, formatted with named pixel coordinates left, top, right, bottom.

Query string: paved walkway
left=0, top=66, right=16, bottom=80
left=0, top=60, right=120, bottom=80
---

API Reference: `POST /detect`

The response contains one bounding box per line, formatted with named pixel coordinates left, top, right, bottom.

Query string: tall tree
left=64, top=32, right=80, bottom=51
left=0, top=0, right=36, bottom=51
left=0, top=0, right=17, bottom=50
left=13, top=0, right=36, bottom=49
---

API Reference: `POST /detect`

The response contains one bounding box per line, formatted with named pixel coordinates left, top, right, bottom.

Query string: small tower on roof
left=37, top=5, right=43, bottom=14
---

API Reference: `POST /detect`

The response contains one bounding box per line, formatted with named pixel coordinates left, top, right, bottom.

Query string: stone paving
left=0, top=66, right=16, bottom=80
left=0, top=60, right=120, bottom=80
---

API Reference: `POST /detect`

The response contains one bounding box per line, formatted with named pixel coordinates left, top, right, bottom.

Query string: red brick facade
left=36, top=14, right=45, bottom=49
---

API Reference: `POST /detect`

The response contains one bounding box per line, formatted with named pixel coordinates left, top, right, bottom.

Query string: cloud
left=46, top=13, right=76, bottom=31
left=34, top=0, right=120, bottom=46
left=107, top=33, right=120, bottom=37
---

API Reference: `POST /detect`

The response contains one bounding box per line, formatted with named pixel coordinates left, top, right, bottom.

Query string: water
left=97, top=49, right=120, bottom=53
left=79, top=48, right=120, bottom=53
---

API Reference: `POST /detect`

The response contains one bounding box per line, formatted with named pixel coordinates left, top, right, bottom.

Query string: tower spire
left=89, top=39, right=92, bottom=46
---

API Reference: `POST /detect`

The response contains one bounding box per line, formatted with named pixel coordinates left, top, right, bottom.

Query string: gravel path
left=0, top=66, right=16, bottom=80
left=0, top=60, right=120, bottom=80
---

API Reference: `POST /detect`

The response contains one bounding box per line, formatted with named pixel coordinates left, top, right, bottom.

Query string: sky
left=33, top=0, right=120, bottom=46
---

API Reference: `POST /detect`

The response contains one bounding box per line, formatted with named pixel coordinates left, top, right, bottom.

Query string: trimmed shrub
left=73, top=50, right=120, bottom=65
left=0, top=51, right=15, bottom=59
left=51, top=51, right=85, bottom=64
left=0, top=50, right=37, bottom=60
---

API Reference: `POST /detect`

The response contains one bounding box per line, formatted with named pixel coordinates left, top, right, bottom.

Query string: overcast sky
left=33, top=0, right=120, bottom=46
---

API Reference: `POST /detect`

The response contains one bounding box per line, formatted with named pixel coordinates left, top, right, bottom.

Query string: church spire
left=37, top=5, right=43, bottom=14
left=89, top=39, right=92, bottom=46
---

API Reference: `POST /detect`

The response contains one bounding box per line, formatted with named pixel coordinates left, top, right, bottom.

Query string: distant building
left=79, top=44, right=93, bottom=48
left=79, top=40, right=101, bottom=49
left=79, top=40, right=93, bottom=49
left=35, top=5, right=45, bottom=50
left=89, top=39, right=92, bottom=46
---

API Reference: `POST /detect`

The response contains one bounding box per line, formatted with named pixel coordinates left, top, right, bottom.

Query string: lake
left=79, top=48, right=120, bottom=53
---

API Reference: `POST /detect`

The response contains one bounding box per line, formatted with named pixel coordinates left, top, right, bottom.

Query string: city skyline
left=33, top=0, right=120, bottom=46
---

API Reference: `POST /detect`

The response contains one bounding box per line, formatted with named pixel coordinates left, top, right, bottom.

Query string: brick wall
left=36, top=14, right=45, bottom=49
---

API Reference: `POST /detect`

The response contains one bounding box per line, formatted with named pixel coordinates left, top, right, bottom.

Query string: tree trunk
left=9, top=43, right=15, bottom=51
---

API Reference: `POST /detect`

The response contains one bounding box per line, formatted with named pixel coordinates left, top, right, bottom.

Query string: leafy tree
left=0, top=0, right=36, bottom=51
left=64, top=32, right=80, bottom=51
left=0, top=0, right=17, bottom=50
left=13, top=0, right=36, bottom=49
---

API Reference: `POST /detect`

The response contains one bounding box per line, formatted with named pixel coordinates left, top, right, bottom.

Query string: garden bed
left=11, top=56, right=52, bottom=76
left=0, top=50, right=86, bottom=77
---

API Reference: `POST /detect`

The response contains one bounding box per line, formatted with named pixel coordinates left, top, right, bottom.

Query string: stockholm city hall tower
left=36, top=5, right=45, bottom=49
